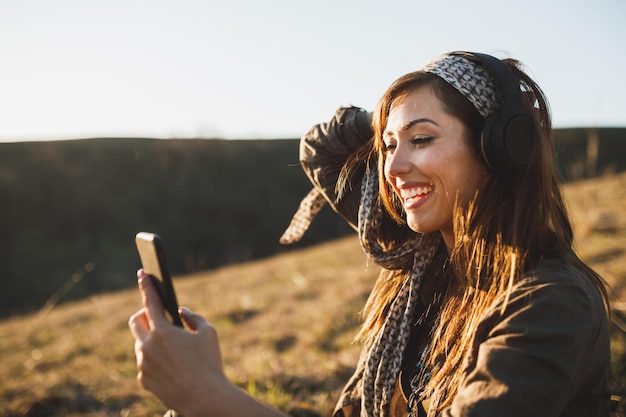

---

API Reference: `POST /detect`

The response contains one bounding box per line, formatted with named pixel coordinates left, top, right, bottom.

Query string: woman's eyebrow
left=401, top=117, right=439, bottom=131
left=384, top=117, right=439, bottom=137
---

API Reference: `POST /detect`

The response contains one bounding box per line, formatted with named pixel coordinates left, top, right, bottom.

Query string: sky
left=0, top=0, right=624, bottom=142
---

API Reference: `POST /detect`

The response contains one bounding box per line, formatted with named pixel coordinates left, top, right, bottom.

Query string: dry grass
left=0, top=235, right=378, bottom=416
left=566, top=172, right=626, bottom=415
left=1, top=171, right=625, bottom=417
left=567, top=173, right=626, bottom=300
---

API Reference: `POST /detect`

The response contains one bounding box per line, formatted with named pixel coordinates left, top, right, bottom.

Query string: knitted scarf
left=336, top=165, right=441, bottom=417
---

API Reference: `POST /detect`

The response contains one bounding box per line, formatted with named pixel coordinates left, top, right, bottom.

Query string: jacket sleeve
left=440, top=269, right=611, bottom=417
left=300, top=106, right=373, bottom=229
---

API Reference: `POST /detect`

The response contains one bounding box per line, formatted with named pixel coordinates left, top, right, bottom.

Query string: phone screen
left=135, top=232, right=183, bottom=327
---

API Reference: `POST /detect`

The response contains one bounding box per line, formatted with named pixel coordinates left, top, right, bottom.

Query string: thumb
left=179, top=307, right=209, bottom=332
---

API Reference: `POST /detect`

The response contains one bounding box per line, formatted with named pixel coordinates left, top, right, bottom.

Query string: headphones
left=450, top=51, right=534, bottom=172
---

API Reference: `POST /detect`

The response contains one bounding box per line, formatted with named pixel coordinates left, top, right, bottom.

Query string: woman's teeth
left=401, top=185, right=433, bottom=200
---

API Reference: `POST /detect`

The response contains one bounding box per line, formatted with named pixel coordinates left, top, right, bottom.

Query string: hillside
left=1, top=127, right=625, bottom=319
left=1, top=171, right=625, bottom=417
left=0, top=137, right=354, bottom=318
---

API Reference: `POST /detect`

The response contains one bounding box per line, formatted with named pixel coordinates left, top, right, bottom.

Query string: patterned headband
left=421, top=53, right=500, bottom=118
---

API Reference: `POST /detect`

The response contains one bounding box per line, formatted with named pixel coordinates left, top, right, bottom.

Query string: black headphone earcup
left=480, top=114, right=498, bottom=171
left=451, top=51, right=535, bottom=172
left=481, top=112, right=534, bottom=171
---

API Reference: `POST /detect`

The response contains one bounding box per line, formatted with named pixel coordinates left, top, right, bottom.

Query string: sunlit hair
left=342, top=59, right=609, bottom=412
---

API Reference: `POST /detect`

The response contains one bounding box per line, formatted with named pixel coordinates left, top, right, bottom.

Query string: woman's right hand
left=128, top=271, right=286, bottom=417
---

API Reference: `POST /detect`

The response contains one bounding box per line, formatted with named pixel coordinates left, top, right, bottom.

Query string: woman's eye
left=411, top=136, right=434, bottom=145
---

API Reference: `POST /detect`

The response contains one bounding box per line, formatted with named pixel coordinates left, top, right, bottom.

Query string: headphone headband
left=437, top=51, right=534, bottom=171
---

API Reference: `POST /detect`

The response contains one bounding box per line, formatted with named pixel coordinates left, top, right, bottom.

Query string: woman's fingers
left=128, top=308, right=150, bottom=341
left=179, top=307, right=209, bottom=332
left=137, top=269, right=169, bottom=329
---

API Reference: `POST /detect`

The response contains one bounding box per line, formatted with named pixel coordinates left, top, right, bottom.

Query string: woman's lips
left=398, top=184, right=433, bottom=208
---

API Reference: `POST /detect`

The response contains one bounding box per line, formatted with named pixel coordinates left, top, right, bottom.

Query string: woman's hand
left=128, top=270, right=224, bottom=414
left=128, top=271, right=287, bottom=417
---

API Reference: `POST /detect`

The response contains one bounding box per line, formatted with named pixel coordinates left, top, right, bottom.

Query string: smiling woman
left=286, top=51, right=612, bottom=417
left=128, top=51, right=612, bottom=417
left=381, top=84, right=489, bottom=249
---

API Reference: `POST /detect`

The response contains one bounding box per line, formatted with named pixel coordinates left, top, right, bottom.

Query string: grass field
left=1, top=171, right=625, bottom=417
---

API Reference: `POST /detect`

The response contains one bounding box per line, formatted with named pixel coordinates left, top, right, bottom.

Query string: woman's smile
left=397, top=183, right=434, bottom=209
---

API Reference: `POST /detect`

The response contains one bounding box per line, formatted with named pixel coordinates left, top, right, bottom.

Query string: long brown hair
left=346, top=59, right=609, bottom=411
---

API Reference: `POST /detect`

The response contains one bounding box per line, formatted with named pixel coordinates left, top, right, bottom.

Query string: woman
left=129, top=51, right=612, bottom=416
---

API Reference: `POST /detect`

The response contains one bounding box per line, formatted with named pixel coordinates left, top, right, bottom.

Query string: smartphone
left=135, top=232, right=183, bottom=327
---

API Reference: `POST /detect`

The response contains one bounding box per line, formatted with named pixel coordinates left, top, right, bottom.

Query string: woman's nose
left=384, top=147, right=412, bottom=178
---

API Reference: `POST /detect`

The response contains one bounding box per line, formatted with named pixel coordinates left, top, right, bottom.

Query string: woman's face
left=382, top=85, right=489, bottom=250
